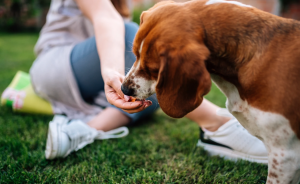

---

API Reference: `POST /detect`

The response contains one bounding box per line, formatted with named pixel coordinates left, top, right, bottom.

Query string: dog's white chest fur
left=211, top=74, right=300, bottom=183
left=211, top=74, right=287, bottom=137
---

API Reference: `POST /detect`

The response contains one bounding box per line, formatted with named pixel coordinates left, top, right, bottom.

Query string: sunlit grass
left=0, top=33, right=267, bottom=183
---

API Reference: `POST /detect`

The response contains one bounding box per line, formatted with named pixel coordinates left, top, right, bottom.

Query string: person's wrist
left=102, top=69, right=124, bottom=84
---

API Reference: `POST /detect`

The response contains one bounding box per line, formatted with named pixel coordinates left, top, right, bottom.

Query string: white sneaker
left=45, top=115, right=129, bottom=159
left=197, top=108, right=268, bottom=164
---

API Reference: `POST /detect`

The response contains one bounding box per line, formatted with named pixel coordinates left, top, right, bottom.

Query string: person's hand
left=103, top=70, right=152, bottom=113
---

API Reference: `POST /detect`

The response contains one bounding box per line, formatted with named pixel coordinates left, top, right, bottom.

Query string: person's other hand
left=103, top=70, right=152, bottom=113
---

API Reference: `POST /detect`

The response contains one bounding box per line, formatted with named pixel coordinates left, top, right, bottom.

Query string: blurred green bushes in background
left=0, top=0, right=50, bottom=32
left=0, top=0, right=299, bottom=33
left=0, top=0, right=147, bottom=33
left=281, top=0, right=299, bottom=9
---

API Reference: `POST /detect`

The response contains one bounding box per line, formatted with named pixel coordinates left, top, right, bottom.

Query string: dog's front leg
left=230, top=108, right=300, bottom=184
left=266, top=147, right=300, bottom=183
left=263, top=129, right=300, bottom=184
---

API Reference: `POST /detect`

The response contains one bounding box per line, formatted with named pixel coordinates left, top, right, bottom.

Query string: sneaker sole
left=197, top=140, right=268, bottom=164
left=45, top=122, right=60, bottom=159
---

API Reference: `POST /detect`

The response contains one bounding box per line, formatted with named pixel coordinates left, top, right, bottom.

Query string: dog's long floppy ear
left=156, top=42, right=211, bottom=118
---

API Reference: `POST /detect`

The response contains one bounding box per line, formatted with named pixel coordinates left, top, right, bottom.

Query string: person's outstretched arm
left=76, top=0, right=151, bottom=113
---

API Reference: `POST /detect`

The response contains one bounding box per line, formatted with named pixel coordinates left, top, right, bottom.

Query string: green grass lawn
left=0, top=33, right=268, bottom=183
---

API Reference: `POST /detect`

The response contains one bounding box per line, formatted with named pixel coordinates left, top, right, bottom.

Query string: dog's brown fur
left=122, top=1, right=300, bottom=183
left=132, top=0, right=300, bottom=139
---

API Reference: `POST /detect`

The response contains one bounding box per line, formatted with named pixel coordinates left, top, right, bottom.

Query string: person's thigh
left=71, top=22, right=159, bottom=123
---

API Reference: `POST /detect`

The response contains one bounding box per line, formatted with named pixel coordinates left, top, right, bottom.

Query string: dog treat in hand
left=124, top=95, right=149, bottom=103
left=124, top=95, right=137, bottom=102
left=129, top=97, right=137, bottom=102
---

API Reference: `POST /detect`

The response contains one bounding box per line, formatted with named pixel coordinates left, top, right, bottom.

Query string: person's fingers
left=105, top=77, right=153, bottom=111
left=123, top=100, right=153, bottom=114
left=105, top=84, right=145, bottom=109
left=108, top=96, right=143, bottom=110
left=143, top=100, right=152, bottom=106
left=109, top=75, right=125, bottom=99
left=124, top=95, right=130, bottom=102
left=113, top=98, right=144, bottom=110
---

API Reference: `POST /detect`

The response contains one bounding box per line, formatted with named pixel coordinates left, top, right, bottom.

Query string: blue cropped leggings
left=70, top=22, right=159, bottom=124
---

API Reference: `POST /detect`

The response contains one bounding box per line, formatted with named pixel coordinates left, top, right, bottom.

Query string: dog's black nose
left=121, top=84, right=134, bottom=96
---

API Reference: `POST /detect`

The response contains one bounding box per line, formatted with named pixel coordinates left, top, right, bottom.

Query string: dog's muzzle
left=121, top=84, right=134, bottom=96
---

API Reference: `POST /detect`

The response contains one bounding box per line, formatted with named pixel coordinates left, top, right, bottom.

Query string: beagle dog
left=121, top=0, right=300, bottom=183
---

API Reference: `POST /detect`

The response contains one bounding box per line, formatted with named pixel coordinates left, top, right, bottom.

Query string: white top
left=31, top=0, right=106, bottom=122
left=34, top=0, right=94, bottom=56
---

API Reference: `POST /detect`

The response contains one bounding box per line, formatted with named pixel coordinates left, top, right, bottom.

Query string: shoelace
left=63, top=123, right=129, bottom=157
left=96, top=127, right=129, bottom=140
left=67, top=127, right=129, bottom=156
